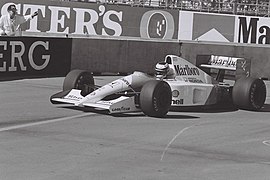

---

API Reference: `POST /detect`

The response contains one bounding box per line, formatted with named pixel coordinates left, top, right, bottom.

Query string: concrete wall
left=70, top=37, right=270, bottom=79
left=71, top=37, right=181, bottom=74
left=1, top=36, right=269, bottom=80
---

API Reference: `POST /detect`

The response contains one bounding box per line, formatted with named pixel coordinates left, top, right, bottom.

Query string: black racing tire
left=63, top=69, right=95, bottom=96
left=140, top=80, right=172, bottom=117
left=232, top=77, right=266, bottom=111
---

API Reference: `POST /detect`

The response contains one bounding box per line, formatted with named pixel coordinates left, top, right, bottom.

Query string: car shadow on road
left=260, top=104, right=270, bottom=112
left=170, top=103, right=239, bottom=113
left=171, top=103, right=270, bottom=113
left=111, top=113, right=200, bottom=119
left=61, top=106, right=200, bottom=119
left=163, top=114, right=200, bottom=119
left=59, top=103, right=270, bottom=120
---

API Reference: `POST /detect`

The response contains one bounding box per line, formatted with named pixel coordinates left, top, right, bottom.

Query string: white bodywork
left=163, top=55, right=218, bottom=107
left=52, top=71, right=153, bottom=113
left=168, top=81, right=216, bottom=107
left=52, top=55, right=237, bottom=113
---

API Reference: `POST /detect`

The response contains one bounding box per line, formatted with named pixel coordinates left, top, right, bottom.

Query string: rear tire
left=140, top=80, right=172, bottom=117
left=63, top=69, right=95, bottom=96
left=232, top=77, right=266, bottom=111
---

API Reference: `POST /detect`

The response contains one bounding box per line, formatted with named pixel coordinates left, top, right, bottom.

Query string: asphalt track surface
left=1, top=77, right=270, bottom=180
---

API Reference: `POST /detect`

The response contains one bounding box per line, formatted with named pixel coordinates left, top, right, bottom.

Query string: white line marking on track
left=0, top=113, right=93, bottom=132
left=160, top=124, right=196, bottom=161
left=150, top=118, right=200, bottom=121
left=263, top=140, right=270, bottom=146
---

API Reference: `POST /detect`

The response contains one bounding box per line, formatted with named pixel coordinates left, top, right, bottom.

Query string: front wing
left=51, top=89, right=141, bottom=114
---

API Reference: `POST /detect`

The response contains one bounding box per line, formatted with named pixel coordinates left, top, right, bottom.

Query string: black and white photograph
left=0, top=0, right=270, bottom=179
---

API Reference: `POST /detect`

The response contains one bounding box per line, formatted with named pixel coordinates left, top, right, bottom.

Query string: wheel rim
left=156, top=88, right=171, bottom=110
left=250, top=81, right=266, bottom=109
left=75, top=73, right=94, bottom=96
left=153, top=83, right=171, bottom=115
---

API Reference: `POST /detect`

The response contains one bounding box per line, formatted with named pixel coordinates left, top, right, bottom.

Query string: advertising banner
left=178, top=11, right=270, bottom=45
left=178, top=11, right=235, bottom=42
left=0, top=0, right=179, bottom=40
left=1, top=1, right=269, bottom=44
left=236, top=16, right=270, bottom=44
left=0, top=37, right=72, bottom=79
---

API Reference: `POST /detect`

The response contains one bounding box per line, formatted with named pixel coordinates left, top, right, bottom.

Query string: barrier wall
left=71, top=38, right=181, bottom=74
left=0, top=37, right=71, bottom=80
left=0, top=1, right=270, bottom=80
left=1, top=36, right=270, bottom=80
left=71, top=37, right=270, bottom=78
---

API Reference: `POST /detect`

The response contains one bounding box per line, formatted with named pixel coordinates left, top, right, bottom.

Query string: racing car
left=50, top=55, right=266, bottom=117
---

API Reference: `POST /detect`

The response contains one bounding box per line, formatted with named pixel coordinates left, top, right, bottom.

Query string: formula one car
left=50, top=55, right=266, bottom=117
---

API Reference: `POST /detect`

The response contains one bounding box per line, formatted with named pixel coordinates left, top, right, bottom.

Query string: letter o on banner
left=140, top=10, right=175, bottom=39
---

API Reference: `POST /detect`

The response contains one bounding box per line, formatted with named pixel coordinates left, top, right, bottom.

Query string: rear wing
left=196, top=55, right=251, bottom=82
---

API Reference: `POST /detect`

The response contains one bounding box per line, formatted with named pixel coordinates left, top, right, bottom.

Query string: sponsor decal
left=239, top=60, right=250, bottom=77
left=186, top=77, right=203, bottom=83
left=172, top=99, right=184, bottom=105
left=121, top=78, right=131, bottom=86
left=210, top=56, right=237, bottom=67
left=140, top=10, right=175, bottom=39
left=109, top=81, right=120, bottom=88
left=65, top=94, right=83, bottom=101
left=0, top=40, right=50, bottom=72
left=183, top=77, right=189, bottom=82
left=98, top=101, right=113, bottom=105
left=172, top=90, right=179, bottom=97
left=111, top=106, right=130, bottom=112
left=174, top=64, right=200, bottom=76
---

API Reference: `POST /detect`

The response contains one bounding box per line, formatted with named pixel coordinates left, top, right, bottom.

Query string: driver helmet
left=155, top=61, right=170, bottom=79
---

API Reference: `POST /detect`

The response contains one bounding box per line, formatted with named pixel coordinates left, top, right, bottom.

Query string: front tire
left=232, top=77, right=266, bottom=111
left=63, top=69, right=95, bottom=96
left=140, top=80, right=172, bottom=117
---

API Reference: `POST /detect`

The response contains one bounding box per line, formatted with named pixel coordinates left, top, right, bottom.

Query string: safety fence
left=57, top=0, right=270, bottom=17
